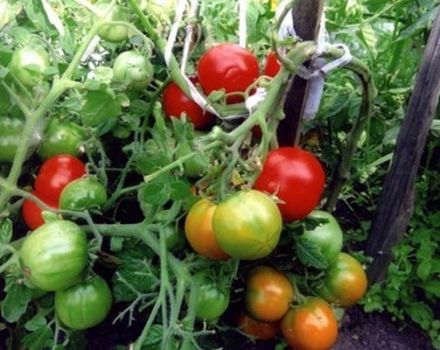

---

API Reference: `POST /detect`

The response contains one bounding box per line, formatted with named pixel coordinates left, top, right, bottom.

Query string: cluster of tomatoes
left=164, top=44, right=368, bottom=349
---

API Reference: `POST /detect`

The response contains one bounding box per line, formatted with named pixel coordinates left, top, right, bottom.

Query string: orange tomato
left=281, top=298, right=338, bottom=350
left=184, top=198, right=229, bottom=260
left=245, top=266, right=294, bottom=322
left=237, top=311, right=279, bottom=340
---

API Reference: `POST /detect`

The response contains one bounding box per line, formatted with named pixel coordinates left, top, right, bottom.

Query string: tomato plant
left=0, top=117, right=24, bottom=162
left=302, top=210, right=343, bottom=264
left=163, top=80, right=215, bottom=129
left=317, top=252, right=368, bottom=307
left=34, top=155, right=86, bottom=201
left=20, top=220, right=89, bottom=291
left=9, top=46, right=49, bottom=87
left=22, top=191, right=58, bottom=230
left=59, top=178, right=108, bottom=211
left=55, top=276, right=112, bottom=330
left=237, top=311, right=280, bottom=340
left=212, top=190, right=282, bottom=260
left=193, top=271, right=230, bottom=321
left=281, top=298, right=338, bottom=350
left=184, top=198, right=229, bottom=260
left=245, top=266, right=294, bottom=322
left=254, top=147, right=326, bottom=221
left=197, top=43, right=259, bottom=103
left=38, top=119, right=86, bottom=160
left=113, top=50, right=154, bottom=89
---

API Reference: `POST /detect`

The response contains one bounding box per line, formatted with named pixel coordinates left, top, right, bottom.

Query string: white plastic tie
left=181, top=0, right=200, bottom=73
left=164, top=0, right=187, bottom=65
left=239, top=0, right=248, bottom=48
left=246, top=88, right=268, bottom=114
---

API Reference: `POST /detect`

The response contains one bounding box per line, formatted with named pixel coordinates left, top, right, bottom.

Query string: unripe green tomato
left=163, top=225, right=185, bottom=252
left=176, top=142, right=208, bottom=178
left=59, top=178, right=108, bottom=211
left=113, top=51, right=153, bottom=89
left=55, top=276, right=112, bottom=330
left=9, top=47, right=49, bottom=87
left=0, top=117, right=23, bottom=162
left=95, top=1, right=129, bottom=43
left=193, top=271, right=230, bottom=321
left=38, top=119, right=86, bottom=159
left=213, top=190, right=282, bottom=260
left=302, top=210, right=343, bottom=265
left=20, top=220, right=89, bottom=291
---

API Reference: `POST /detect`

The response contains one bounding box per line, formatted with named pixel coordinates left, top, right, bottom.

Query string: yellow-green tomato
left=302, top=210, right=343, bottom=265
left=20, top=220, right=89, bottom=291
left=9, top=47, right=49, bottom=87
left=55, top=276, right=112, bottom=330
left=95, top=1, right=130, bottom=43
left=59, top=178, right=108, bottom=211
left=212, top=190, right=282, bottom=260
left=112, top=51, right=153, bottom=89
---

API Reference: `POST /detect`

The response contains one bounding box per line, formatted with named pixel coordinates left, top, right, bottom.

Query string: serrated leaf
left=295, top=237, right=329, bottom=270
left=142, top=182, right=170, bottom=206
left=1, top=283, right=32, bottom=323
left=24, top=312, right=47, bottom=332
left=23, top=0, right=55, bottom=35
left=81, top=90, right=122, bottom=127
left=169, top=180, right=191, bottom=201
left=358, top=22, right=377, bottom=58
left=421, top=281, right=440, bottom=298
left=0, top=219, right=12, bottom=245
left=21, top=327, right=54, bottom=350
left=417, top=261, right=432, bottom=282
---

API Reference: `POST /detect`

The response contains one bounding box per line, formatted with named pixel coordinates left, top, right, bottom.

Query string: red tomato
left=254, top=147, right=325, bottom=221
left=264, top=52, right=281, bottom=77
left=237, top=311, right=280, bottom=340
left=162, top=79, right=215, bottom=129
left=35, top=155, right=86, bottom=201
left=197, top=43, right=259, bottom=104
left=22, top=191, right=58, bottom=230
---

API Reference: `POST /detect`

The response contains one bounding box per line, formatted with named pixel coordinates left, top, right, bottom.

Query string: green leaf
left=295, top=237, right=329, bottom=270
left=0, top=219, right=12, bottom=245
left=23, top=0, right=55, bottom=35
left=169, top=180, right=191, bottom=201
left=404, top=302, right=433, bottom=330
left=24, top=312, right=47, bottom=332
left=141, top=182, right=170, bottom=206
left=421, top=281, right=440, bottom=298
left=81, top=90, right=122, bottom=127
left=21, top=327, right=54, bottom=350
left=400, top=7, right=439, bottom=40
left=1, top=283, right=33, bottom=323
left=416, top=260, right=432, bottom=281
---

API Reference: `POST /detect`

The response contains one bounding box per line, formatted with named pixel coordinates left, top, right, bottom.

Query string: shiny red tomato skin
left=162, top=80, right=215, bottom=129
left=254, top=147, right=325, bottom=221
left=22, top=191, right=58, bottom=230
left=264, top=52, right=281, bottom=77
left=197, top=43, right=259, bottom=104
left=35, top=155, right=86, bottom=201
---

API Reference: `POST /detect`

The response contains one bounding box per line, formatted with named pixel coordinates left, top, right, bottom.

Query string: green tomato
left=212, top=190, right=282, bottom=260
left=95, top=1, right=130, bottom=43
left=9, top=47, right=49, bottom=87
left=163, top=225, right=185, bottom=252
left=113, top=51, right=153, bottom=89
left=20, top=220, right=89, bottom=291
left=302, top=210, right=343, bottom=265
left=193, top=271, right=229, bottom=321
left=176, top=142, right=208, bottom=178
left=59, top=178, right=108, bottom=211
left=0, top=117, right=23, bottom=162
left=55, top=276, right=112, bottom=330
left=38, top=119, right=86, bottom=159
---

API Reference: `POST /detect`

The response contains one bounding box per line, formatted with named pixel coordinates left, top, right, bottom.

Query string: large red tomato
left=162, top=79, right=215, bottom=129
left=254, top=147, right=325, bottom=221
left=197, top=43, right=259, bottom=104
left=264, top=52, right=281, bottom=77
left=22, top=191, right=58, bottom=230
left=34, top=155, right=86, bottom=201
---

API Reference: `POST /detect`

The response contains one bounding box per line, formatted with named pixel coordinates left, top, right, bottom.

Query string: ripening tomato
left=245, top=266, right=294, bottom=322
left=20, top=220, right=89, bottom=291
left=237, top=311, right=280, bottom=340
left=22, top=191, right=58, bottom=230
left=59, top=178, right=108, bottom=211
left=302, top=210, right=343, bottom=265
left=317, top=253, right=368, bottom=307
left=184, top=199, right=229, bottom=260
left=281, top=298, right=338, bottom=350
left=162, top=79, right=215, bottom=129
left=264, top=52, right=281, bottom=78
left=34, top=155, right=86, bottom=201
left=212, top=190, right=282, bottom=260
left=55, top=276, right=112, bottom=330
left=254, top=147, right=325, bottom=221
left=197, top=44, right=259, bottom=103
